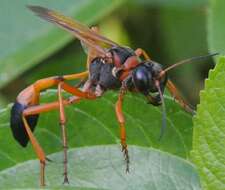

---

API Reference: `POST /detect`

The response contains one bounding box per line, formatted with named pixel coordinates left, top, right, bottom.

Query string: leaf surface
left=0, top=91, right=193, bottom=171
left=191, top=57, right=225, bottom=190
left=0, top=145, right=201, bottom=190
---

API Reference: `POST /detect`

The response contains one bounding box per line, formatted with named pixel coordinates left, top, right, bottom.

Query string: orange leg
left=62, top=71, right=88, bottom=81
left=23, top=97, right=80, bottom=116
left=115, top=89, right=129, bottom=172
left=17, top=71, right=88, bottom=107
left=166, top=79, right=195, bottom=114
left=34, top=71, right=89, bottom=91
left=58, top=82, right=69, bottom=184
left=56, top=81, right=96, bottom=184
left=135, top=48, right=151, bottom=60
left=23, top=81, right=95, bottom=118
left=60, top=82, right=96, bottom=99
left=17, top=72, right=91, bottom=186
left=21, top=86, right=94, bottom=186
left=22, top=116, right=46, bottom=186
left=22, top=71, right=91, bottom=117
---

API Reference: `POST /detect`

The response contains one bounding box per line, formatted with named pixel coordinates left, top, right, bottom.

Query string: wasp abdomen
left=10, top=102, right=39, bottom=147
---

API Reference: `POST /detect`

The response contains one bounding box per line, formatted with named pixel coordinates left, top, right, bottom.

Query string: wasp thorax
left=132, top=61, right=167, bottom=95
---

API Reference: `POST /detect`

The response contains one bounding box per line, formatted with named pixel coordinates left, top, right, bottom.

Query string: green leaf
left=0, top=145, right=201, bottom=189
left=0, top=91, right=193, bottom=171
left=208, top=0, right=225, bottom=58
left=191, top=56, right=225, bottom=190
left=0, top=0, right=125, bottom=88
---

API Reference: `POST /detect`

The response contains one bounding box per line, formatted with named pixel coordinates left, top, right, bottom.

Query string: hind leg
left=22, top=116, right=47, bottom=186
left=20, top=84, right=95, bottom=186
left=11, top=72, right=89, bottom=186
left=58, top=82, right=69, bottom=184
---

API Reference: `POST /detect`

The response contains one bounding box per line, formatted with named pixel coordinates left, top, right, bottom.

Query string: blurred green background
left=0, top=0, right=216, bottom=108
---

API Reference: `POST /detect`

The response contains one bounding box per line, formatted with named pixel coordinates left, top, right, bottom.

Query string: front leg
left=115, top=88, right=129, bottom=172
left=166, top=79, right=195, bottom=114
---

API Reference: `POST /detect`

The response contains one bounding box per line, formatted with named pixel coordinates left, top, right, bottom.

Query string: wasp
left=9, top=5, right=218, bottom=186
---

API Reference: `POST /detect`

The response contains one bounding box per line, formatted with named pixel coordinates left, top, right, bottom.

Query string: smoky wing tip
left=27, top=5, right=50, bottom=15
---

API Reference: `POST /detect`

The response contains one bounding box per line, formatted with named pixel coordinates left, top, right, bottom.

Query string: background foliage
left=0, top=0, right=224, bottom=189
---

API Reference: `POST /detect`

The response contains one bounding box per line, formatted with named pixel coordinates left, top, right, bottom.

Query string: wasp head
left=132, top=61, right=167, bottom=104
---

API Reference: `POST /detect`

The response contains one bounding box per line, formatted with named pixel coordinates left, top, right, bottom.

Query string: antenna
left=159, top=53, right=219, bottom=78
left=155, top=80, right=167, bottom=140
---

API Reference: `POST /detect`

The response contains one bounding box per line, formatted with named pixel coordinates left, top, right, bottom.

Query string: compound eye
left=132, top=66, right=151, bottom=95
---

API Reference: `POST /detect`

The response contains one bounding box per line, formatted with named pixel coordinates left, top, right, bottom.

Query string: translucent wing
left=28, top=5, right=119, bottom=57
left=80, top=26, right=103, bottom=60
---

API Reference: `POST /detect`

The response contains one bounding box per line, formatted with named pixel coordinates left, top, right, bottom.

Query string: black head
left=132, top=61, right=167, bottom=98
left=130, top=53, right=219, bottom=140
left=131, top=60, right=168, bottom=140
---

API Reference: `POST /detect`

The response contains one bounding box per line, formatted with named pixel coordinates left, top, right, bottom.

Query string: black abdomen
left=10, top=102, right=39, bottom=147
